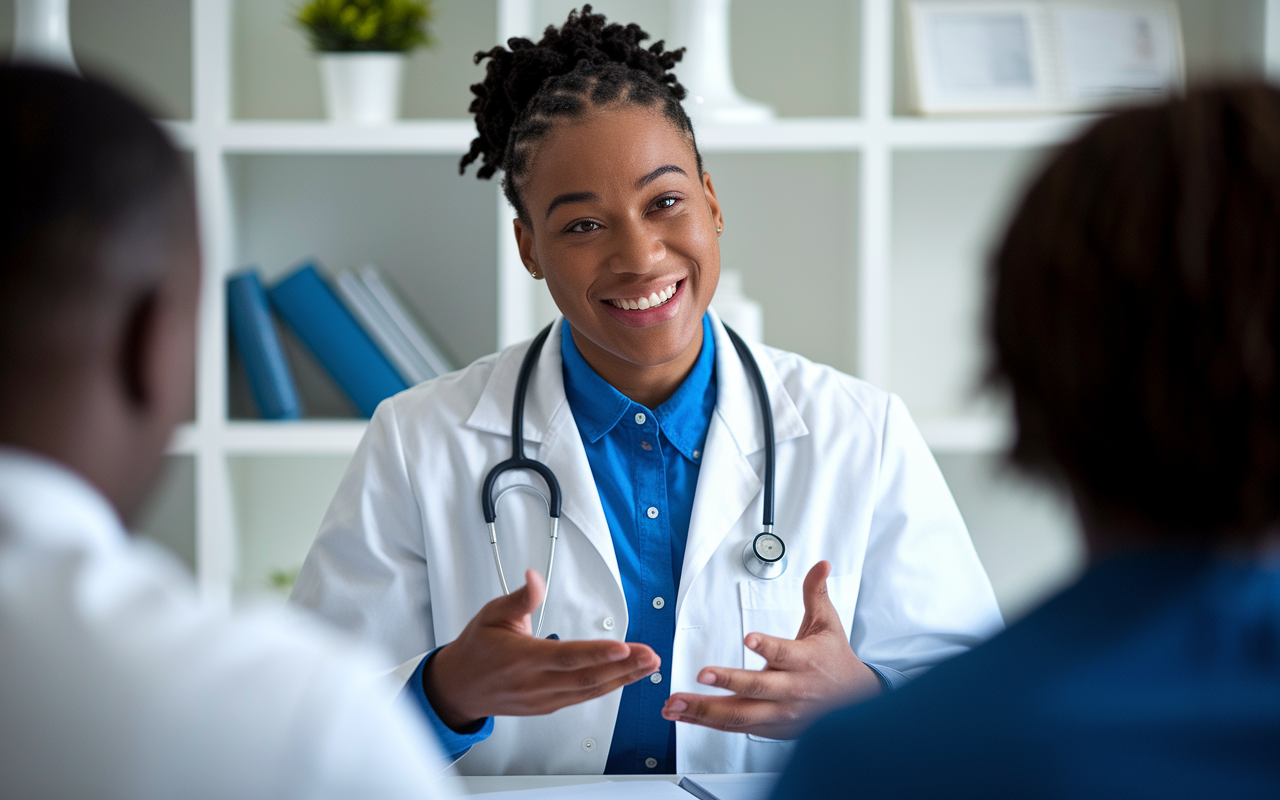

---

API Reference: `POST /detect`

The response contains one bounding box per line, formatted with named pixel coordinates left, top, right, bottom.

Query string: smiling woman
left=289, top=3, right=1004, bottom=779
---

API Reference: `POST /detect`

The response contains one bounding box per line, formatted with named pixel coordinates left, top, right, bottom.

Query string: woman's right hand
left=423, top=569, right=660, bottom=731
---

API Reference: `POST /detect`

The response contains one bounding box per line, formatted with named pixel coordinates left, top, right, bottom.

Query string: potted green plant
left=294, top=0, right=434, bottom=125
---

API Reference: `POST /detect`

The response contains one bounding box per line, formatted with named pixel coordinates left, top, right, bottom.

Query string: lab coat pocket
left=738, top=575, right=859, bottom=744
left=737, top=575, right=859, bottom=670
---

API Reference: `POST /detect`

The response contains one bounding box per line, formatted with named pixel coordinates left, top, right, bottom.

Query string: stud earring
left=531, top=270, right=540, bottom=279
left=716, top=226, right=723, bottom=234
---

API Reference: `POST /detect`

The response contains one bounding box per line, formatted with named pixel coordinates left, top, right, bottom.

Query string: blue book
left=267, top=262, right=408, bottom=418
left=226, top=270, right=302, bottom=420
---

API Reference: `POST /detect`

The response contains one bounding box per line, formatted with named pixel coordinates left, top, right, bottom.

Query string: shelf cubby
left=0, top=0, right=193, bottom=120
left=229, top=455, right=351, bottom=602
left=889, top=147, right=1046, bottom=424
left=231, top=0, right=492, bottom=121
left=706, top=151, right=860, bottom=375
left=227, top=151, right=497, bottom=389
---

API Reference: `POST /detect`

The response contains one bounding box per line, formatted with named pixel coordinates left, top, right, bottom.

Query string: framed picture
left=906, top=1, right=1184, bottom=115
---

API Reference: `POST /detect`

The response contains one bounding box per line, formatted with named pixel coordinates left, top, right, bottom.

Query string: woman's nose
left=607, top=220, right=666, bottom=274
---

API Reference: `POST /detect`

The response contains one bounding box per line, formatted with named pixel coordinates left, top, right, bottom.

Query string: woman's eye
left=568, top=220, right=600, bottom=233
left=654, top=197, right=677, bottom=210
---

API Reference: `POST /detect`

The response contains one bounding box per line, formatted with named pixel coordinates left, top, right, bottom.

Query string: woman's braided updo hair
left=460, top=5, right=702, bottom=221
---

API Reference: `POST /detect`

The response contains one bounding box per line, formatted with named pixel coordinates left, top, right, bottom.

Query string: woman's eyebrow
left=637, top=164, right=687, bottom=188
left=545, top=191, right=597, bottom=220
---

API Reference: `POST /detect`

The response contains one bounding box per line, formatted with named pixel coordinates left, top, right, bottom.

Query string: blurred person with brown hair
left=771, top=84, right=1280, bottom=798
left=0, top=65, right=455, bottom=799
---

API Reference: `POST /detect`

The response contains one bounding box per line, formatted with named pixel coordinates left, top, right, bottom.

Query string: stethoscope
left=481, top=321, right=786, bottom=638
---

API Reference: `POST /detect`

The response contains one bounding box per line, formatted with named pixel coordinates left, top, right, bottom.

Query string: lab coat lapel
left=465, top=320, right=622, bottom=591
left=676, top=312, right=808, bottom=618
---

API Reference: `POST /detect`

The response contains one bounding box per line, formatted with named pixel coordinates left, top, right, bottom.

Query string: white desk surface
left=460, top=775, right=681, bottom=794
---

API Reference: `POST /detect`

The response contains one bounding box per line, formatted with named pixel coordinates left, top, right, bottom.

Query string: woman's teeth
left=607, top=283, right=678, bottom=311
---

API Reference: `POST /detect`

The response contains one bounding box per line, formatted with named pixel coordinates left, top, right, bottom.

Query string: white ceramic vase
left=320, top=52, right=406, bottom=125
left=12, top=0, right=78, bottom=72
left=669, top=0, right=772, bottom=126
left=712, top=270, right=764, bottom=343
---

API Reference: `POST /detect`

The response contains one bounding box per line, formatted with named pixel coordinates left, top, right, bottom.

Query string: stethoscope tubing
left=723, top=324, right=776, bottom=531
left=480, top=320, right=777, bottom=635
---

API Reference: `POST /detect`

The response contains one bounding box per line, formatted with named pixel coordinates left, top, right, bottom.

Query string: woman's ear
left=702, top=172, right=724, bottom=236
left=513, top=218, right=543, bottom=279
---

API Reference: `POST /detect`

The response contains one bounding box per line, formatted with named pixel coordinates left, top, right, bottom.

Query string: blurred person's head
left=0, top=66, right=199, bottom=519
left=989, top=83, right=1280, bottom=553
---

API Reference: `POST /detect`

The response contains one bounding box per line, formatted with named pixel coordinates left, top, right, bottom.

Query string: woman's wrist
left=422, top=643, right=486, bottom=732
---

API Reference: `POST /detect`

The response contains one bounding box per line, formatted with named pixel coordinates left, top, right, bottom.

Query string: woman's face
left=514, top=104, right=723, bottom=374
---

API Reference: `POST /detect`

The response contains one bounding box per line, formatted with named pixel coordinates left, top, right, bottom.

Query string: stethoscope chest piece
left=743, top=531, right=787, bottom=580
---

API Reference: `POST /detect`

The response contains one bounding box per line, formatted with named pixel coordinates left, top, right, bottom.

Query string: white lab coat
left=0, top=448, right=456, bottom=800
left=292, top=312, right=1003, bottom=775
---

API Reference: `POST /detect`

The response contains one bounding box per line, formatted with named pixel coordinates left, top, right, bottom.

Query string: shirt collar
left=560, top=315, right=717, bottom=461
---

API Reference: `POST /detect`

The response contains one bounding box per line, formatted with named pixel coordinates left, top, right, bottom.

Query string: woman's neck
left=568, top=323, right=705, bottom=409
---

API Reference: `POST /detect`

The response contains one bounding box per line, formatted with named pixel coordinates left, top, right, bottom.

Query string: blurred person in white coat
left=0, top=65, right=455, bottom=800
left=290, top=7, right=1003, bottom=777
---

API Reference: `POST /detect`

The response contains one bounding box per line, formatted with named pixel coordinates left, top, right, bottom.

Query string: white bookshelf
left=37, top=0, right=1277, bottom=615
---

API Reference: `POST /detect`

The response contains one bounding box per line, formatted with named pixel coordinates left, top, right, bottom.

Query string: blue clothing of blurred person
left=773, top=84, right=1280, bottom=798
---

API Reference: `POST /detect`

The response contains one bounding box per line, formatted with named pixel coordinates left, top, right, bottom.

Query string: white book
left=358, top=265, right=454, bottom=377
left=335, top=270, right=436, bottom=385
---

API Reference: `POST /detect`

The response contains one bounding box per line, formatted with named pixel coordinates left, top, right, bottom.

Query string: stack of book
left=227, top=262, right=454, bottom=419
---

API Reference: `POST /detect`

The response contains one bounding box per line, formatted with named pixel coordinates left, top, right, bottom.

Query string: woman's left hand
left=660, top=560, right=883, bottom=741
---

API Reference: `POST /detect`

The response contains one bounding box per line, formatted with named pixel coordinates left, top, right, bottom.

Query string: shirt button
left=583, top=738, right=597, bottom=752
left=647, top=506, right=659, bottom=519
left=602, top=616, right=615, bottom=631
left=652, top=596, right=665, bottom=609
left=650, top=671, right=663, bottom=684
left=645, top=757, right=658, bottom=769
left=640, top=440, right=652, bottom=451
left=634, top=412, right=646, bottom=425
left=692, top=450, right=700, bottom=459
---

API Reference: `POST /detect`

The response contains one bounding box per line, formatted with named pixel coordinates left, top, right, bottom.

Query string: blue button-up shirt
left=561, top=315, right=717, bottom=774
left=404, top=316, right=717, bottom=769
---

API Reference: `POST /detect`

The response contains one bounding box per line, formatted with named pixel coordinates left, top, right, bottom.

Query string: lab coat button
left=645, top=757, right=658, bottom=769
left=650, top=671, right=662, bottom=684
left=582, top=738, right=597, bottom=752
left=634, top=412, right=646, bottom=425
left=602, top=616, right=615, bottom=631
left=646, top=506, right=659, bottom=519
left=652, top=596, right=665, bottom=609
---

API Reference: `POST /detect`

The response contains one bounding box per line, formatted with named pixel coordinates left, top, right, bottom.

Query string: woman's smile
left=601, top=279, right=685, bottom=327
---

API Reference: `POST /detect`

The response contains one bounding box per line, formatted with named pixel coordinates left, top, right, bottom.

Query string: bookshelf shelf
left=916, top=417, right=1012, bottom=454
left=221, top=421, right=370, bottom=454
left=886, top=115, right=1097, bottom=150
left=218, top=120, right=476, bottom=153
left=109, top=0, right=1279, bottom=608
left=696, top=115, right=1097, bottom=152
left=168, top=424, right=200, bottom=456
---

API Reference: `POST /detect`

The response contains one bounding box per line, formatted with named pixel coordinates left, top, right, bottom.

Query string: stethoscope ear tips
left=743, top=531, right=787, bottom=580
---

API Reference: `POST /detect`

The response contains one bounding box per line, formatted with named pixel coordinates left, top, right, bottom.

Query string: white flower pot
left=320, top=53, right=406, bottom=125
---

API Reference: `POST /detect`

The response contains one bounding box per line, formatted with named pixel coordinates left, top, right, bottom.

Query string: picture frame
left=906, top=1, right=1184, bottom=116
